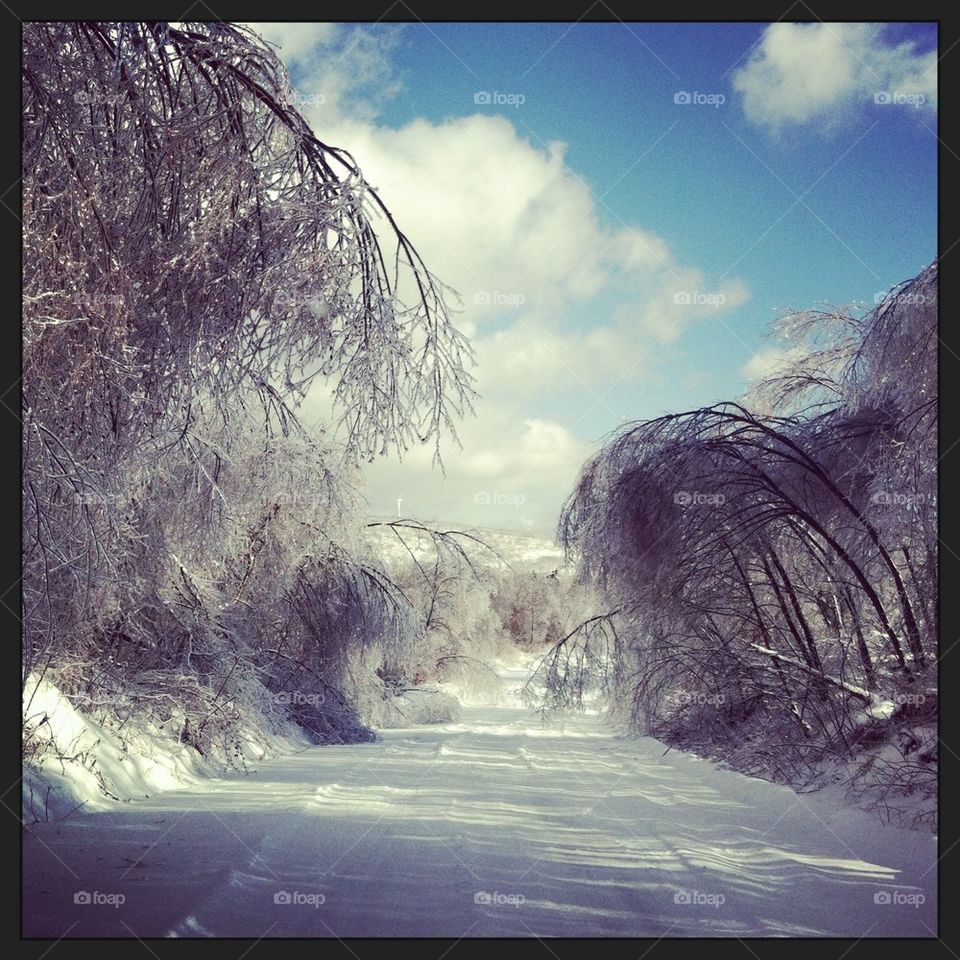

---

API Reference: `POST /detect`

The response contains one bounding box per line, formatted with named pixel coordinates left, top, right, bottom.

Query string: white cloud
left=317, top=116, right=613, bottom=316
left=741, top=345, right=803, bottom=380
left=608, top=226, right=673, bottom=272
left=733, top=23, right=937, bottom=132
left=617, top=274, right=751, bottom=344
left=256, top=24, right=751, bottom=532
left=246, top=22, right=402, bottom=121
left=246, top=22, right=338, bottom=65
left=473, top=317, right=640, bottom=398
left=361, top=410, right=591, bottom=533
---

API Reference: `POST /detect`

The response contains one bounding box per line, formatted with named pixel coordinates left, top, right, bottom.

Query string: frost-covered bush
left=543, top=265, right=937, bottom=822
left=380, top=689, right=462, bottom=727
left=22, top=22, right=474, bottom=769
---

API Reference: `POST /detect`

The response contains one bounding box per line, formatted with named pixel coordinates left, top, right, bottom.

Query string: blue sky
left=250, top=21, right=938, bottom=534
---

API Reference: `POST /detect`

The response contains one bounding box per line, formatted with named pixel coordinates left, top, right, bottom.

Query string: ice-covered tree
left=22, top=21, right=474, bottom=752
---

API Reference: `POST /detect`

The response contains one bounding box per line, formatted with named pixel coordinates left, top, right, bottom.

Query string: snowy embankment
left=21, top=648, right=517, bottom=820
left=24, top=662, right=936, bottom=937
left=21, top=674, right=305, bottom=823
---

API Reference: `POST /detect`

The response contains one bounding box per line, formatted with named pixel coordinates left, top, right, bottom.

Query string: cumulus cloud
left=733, top=23, right=937, bottom=133
left=246, top=22, right=338, bottom=65
left=310, top=116, right=614, bottom=317
left=249, top=23, right=751, bottom=532
left=474, top=317, right=641, bottom=399
left=616, top=274, right=751, bottom=344
left=246, top=22, right=402, bottom=121
left=362, top=410, right=591, bottom=533
left=741, top=345, right=803, bottom=381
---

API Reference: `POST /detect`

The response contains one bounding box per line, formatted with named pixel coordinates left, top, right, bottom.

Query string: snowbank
left=21, top=673, right=304, bottom=822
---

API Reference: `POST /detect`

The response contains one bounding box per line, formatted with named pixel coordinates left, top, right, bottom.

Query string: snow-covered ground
left=22, top=674, right=299, bottom=823
left=23, top=664, right=936, bottom=938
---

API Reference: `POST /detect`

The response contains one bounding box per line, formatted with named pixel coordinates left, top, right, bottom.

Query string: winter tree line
left=21, top=22, right=590, bottom=774
left=530, top=263, right=937, bottom=826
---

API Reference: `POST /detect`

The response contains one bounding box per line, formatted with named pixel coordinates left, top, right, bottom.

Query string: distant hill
left=365, top=517, right=567, bottom=573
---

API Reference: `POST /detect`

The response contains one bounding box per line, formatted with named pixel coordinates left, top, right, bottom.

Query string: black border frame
left=9, top=7, right=955, bottom=958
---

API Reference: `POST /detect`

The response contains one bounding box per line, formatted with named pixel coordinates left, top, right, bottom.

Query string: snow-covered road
left=24, top=665, right=937, bottom=937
